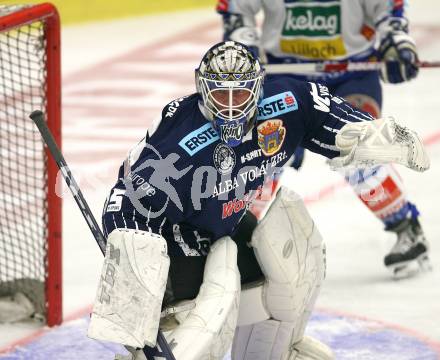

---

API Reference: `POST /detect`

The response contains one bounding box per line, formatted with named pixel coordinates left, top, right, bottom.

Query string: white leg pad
left=289, top=336, right=334, bottom=360
left=232, top=320, right=333, bottom=360
left=237, top=281, right=270, bottom=326
left=232, top=319, right=295, bottom=360
left=232, top=187, right=329, bottom=360
left=165, top=236, right=241, bottom=360
left=251, top=187, right=326, bottom=340
left=88, top=229, right=169, bottom=348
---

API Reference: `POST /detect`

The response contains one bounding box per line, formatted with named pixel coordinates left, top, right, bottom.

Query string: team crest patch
left=257, top=119, right=286, bottom=156
left=213, top=143, right=236, bottom=174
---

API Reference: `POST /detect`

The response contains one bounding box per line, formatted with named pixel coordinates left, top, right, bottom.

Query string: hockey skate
left=384, top=217, right=432, bottom=279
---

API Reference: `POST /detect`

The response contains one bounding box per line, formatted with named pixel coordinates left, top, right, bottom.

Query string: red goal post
left=0, top=3, right=62, bottom=326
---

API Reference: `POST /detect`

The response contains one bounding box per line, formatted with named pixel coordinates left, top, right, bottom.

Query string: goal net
left=0, top=3, right=62, bottom=326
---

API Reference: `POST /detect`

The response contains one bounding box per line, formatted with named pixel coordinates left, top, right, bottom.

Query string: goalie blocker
left=88, top=229, right=170, bottom=348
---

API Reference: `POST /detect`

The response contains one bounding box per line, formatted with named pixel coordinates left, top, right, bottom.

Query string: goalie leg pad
left=88, top=228, right=169, bottom=348
left=165, top=236, right=241, bottom=360
left=251, top=187, right=326, bottom=341
left=236, top=281, right=270, bottom=327
left=232, top=320, right=334, bottom=360
left=233, top=187, right=328, bottom=359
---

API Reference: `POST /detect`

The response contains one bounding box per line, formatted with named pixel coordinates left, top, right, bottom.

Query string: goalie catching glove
left=328, top=117, right=429, bottom=172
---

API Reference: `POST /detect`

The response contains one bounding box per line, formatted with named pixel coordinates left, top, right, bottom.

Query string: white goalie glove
left=328, top=117, right=429, bottom=172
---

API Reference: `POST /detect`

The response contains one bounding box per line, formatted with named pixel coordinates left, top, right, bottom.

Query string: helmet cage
left=198, top=74, right=264, bottom=123
left=195, top=41, right=265, bottom=147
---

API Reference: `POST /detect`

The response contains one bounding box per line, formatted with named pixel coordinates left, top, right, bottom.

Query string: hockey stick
left=265, top=60, right=440, bottom=74
left=29, top=110, right=176, bottom=360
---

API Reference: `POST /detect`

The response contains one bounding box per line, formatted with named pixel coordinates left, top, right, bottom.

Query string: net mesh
left=0, top=5, right=48, bottom=318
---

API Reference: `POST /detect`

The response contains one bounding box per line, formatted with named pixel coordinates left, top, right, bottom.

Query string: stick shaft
left=29, top=110, right=176, bottom=360
left=30, top=110, right=107, bottom=254
left=265, top=60, right=440, bottom=74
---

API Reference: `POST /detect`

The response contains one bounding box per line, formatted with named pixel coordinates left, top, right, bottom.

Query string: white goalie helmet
left=196, top=41, right=265, bottom=147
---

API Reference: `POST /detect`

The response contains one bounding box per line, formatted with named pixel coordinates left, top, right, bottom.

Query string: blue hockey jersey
left=102, top=76, right=373, bottom=256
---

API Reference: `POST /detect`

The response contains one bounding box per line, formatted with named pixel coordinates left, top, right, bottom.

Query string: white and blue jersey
left=102, top=77, right=373, bottom=257
left=218, top=0, right=408, bottom=85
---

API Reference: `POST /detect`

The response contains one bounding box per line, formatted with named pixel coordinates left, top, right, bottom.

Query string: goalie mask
left=196, top=41, right=265, bottom=147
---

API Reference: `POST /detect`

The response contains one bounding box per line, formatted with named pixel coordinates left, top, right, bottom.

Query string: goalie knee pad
left=234, top=187, right=327, bottom=359
left=251, top=187, right=325, bottom=338
left=164, top=236, right=241, bottom=360
left=88, top=229, right=169, bottom=348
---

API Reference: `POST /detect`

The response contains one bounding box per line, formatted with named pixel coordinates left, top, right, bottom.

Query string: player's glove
left=377, top=18, right=419, bottom=84
left=328, top=117, right=430, bottom=173
left=221, top=13, right=260, bottom=59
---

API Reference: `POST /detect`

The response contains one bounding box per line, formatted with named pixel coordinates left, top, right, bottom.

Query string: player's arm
left=89, top=109, right=196, bottom=348
left=216, top=0, right=262, bottom=56
left=365, top=0, right=419, bottom=83
left=300, top=81, right=429, bottom=172
left=89, top=156, right=187, bottom=349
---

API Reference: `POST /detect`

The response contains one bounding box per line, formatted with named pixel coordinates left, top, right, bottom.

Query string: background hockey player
left=87, top=41, right=429, bottom=359
left=217, top=0, right=430, bottom=277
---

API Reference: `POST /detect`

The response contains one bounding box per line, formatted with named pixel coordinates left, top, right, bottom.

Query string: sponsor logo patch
left=220, top=123, right=243, bottom=143
left=178, top=123, right=219, bottom=156
left=213, top=143, right=236, bottom=174
left=221, top=187, right=262, bottom=219
left=211, top=150, right=288, bottom=198
left=257, top=119, right=286, bottom=156
left=280, top=1, right=347, bottom=59
left=241, top=148, right=263, bottom=164
left=257, top=91, right=298, bottom=120
left=309, top=82, right=331, bottom=112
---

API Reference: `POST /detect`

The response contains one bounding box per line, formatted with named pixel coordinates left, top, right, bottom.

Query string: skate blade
left=392, top=263, right=420, bottom=279
left=417, top=254, right=433, bottom=272
left=389, top=254, right=433, bottom=279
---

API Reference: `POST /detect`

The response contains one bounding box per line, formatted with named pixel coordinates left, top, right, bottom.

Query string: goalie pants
left=163, top=211, right=263, bottom=305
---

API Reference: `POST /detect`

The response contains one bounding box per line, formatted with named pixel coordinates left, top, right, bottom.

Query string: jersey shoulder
left=257, top=76, right=312, bottom=121
left=149, top=94, right=220, bottom=160
left=148, top=93, right=199, bottom=141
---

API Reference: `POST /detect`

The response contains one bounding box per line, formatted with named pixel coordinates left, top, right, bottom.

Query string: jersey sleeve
left=217, top=0, right=262, bottom=49
left=104, top=98, right=198, bottom=235
left=362, top=0, right=408, bottom=28
left=299, top=81, right=375, bottom=159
